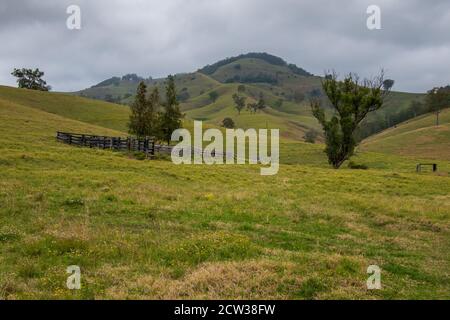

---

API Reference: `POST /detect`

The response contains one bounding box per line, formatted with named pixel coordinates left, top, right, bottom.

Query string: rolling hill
left=74, top=52, right=424, bottom=142
left=0, top=85, right=130, bottom=132
left=360, top=108, right=450, bottom=161
left=1, top=84, right=449, bottom=299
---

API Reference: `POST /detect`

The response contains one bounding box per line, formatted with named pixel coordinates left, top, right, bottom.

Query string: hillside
left=1, top=88, right=449, bottom=299
left=360, top=108, right=450, bottom=160
left=0, top=85, right=130, bottom=132
left=74, top=53, right=423, bottom=141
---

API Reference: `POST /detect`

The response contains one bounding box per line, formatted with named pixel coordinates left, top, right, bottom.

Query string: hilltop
left=74, top=52, right=424, bottom=141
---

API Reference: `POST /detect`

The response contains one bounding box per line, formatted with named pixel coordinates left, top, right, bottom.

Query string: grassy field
left=0, top=88, right=449, bottom=299
left=361, top=108, right=450, bottom=161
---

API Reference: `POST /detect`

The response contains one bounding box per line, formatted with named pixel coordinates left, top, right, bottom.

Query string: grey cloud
left=0, top=0, right=449, bottom=92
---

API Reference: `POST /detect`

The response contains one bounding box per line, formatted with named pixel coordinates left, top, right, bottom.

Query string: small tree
left=232, top=93, right=246, bottom=115
left=222, top=117, right=235, bottom=128
left=304, top=129, right=318, bottom=143
left=247, top=102, right=258, bottom=114
left=383, top=79, right=395, bottom=91
left=128, top=81, right=149, bottom=138
left=11, top=68, right=51, bottom=91
left=158, top=75, right=183, bottom=144
left=311, top=71, right=391, bottom=168
left=209, top=91, right=219, bottom=102
left=247, top=93, right=266, bottom=114
left=256, top=92, right=266, bottom=111
left=128, top=82, right=160, bottom=138
left=237, top=85, right=246, bottom=93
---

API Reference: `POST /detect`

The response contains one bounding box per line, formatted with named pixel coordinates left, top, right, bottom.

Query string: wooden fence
left=56, top=131, right=172, bottom=157
left=416, top=163, right=437, bottom=173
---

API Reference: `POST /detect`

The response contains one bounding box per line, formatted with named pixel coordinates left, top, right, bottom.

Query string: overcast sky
left=1, top=0, right=449, bottom=92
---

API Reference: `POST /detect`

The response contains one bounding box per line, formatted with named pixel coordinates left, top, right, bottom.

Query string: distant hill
left=74, top=52, right=424, bottom=141
left=360, top=108, right=450, bottom=160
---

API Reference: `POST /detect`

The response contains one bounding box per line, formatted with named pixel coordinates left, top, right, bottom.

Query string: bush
left=304, top=129, right=318, bottom=143
left=293, top=90, right=306, bottom=103
left=221, top=117, right=235, bottom=128
left=274, top=99, right=284, bottom=108
left=209, top=91, right=219, bottom=102
left=177, top=90, right=190, bottom=102
left=348, top=161, right=368, bottom=170
left=133, top=152, right=147, bottom=160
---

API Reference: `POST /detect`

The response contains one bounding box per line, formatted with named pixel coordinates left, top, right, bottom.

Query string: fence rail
left=56, top=131, right=172, bottom=157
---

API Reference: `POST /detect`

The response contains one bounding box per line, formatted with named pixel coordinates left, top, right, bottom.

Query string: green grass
left=361, top=108, right=450, bottom=160
left=0, top=85, right=130, bottom=132
left=0, top=89, right=449, bottom=299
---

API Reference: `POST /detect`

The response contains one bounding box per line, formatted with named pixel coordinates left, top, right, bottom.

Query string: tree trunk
left=333, top=157, right=347, bottom=169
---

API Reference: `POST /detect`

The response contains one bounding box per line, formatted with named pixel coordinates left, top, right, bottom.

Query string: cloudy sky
left=1, top=0, right=449, bottom=92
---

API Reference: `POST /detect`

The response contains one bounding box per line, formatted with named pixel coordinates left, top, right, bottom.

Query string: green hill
left=74, top=53, right=423, bottom=142
left=0, top=85, right=130, bottom=132
left=360, top=108, right=450, bottom=160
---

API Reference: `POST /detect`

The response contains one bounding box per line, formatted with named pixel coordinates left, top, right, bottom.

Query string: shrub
left=348, top=161, right=368, bottom=170
left=133, top=152, right=147, bottom=160
left=209, top=91, right=219, bottom=102
left=222, top=117, right=235, bottom=128
left=304, top=129, right=318, bottom=143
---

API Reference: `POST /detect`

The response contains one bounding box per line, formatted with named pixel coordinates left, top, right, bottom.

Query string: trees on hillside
left=128, top=76, right=182, bottom=144
left=311, top=71, right=391, bottom=168
left=247, top=93, right=266, bottom=113
left=232, top=93, right=246, bottom=115
left=11, top=68, right=51, bottom=91
left=409, top=100, right=424, bottom=118
left=426, top=86, right=450, bottom=126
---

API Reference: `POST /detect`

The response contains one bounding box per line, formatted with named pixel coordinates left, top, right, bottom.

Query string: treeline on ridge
left=198, top=52, right=312, bottom=77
